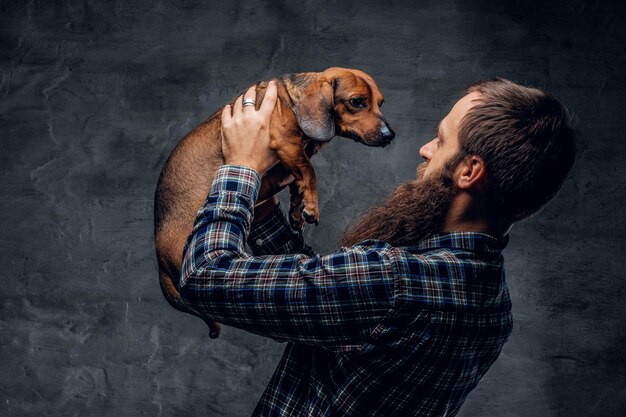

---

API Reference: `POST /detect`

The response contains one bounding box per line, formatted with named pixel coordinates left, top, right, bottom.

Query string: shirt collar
left=408, top=231, right=509, bottom=256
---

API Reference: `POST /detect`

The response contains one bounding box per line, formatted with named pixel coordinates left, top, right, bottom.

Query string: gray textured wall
left=1, top=0, right=624, bottom=416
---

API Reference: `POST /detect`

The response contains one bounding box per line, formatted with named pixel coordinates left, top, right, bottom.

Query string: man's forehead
left=446, top=92, right=483, bottom=131
left=438, top=118, right=447, bottom=137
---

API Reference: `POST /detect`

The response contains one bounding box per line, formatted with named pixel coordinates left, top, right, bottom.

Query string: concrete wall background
left=1, top=0, right=625, bottom=416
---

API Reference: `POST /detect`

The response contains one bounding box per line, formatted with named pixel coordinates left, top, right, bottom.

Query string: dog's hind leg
left=288, top=181, right=305, bottom=230
left=159, top=266, right=222, bottom=338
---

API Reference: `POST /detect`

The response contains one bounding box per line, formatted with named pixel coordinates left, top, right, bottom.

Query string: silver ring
left=242, top=98, right=256, bottom=107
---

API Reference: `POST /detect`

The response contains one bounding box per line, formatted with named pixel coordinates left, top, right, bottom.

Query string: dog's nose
left=380, top=122, right=395, bottom=142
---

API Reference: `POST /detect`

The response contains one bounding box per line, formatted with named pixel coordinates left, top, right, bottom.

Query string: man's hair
left=457, top=78, right=577, bottom=222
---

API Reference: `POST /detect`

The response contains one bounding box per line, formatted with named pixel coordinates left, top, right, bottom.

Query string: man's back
left=250, top=232, right=512, bottom=417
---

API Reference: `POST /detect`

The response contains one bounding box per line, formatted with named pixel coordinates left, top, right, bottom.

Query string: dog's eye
left=349, top=98, right=366, bottom=108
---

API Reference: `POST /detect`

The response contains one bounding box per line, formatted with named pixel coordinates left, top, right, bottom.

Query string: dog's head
left=285, top=67, right=395, bottom=146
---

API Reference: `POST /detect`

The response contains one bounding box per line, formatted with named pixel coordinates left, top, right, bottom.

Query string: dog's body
left=154, top=68, right=395, bottom=337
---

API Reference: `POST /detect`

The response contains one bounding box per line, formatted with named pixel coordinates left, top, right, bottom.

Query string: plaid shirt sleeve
left=179, top=165, right=397, bottom=352
left=246, top=201, right=316, bottom=257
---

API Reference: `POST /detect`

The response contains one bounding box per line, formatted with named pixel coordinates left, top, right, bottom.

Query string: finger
left=233, top=94, right=244, bottom=118
left=221, top=104, right=232, bottom=126
left=242, top=85, right=257, bottom=112
left=260, top=80, right=278, bottom=115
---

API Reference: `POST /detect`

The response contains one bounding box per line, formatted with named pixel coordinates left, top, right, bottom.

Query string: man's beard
left=341, top=163, right=458, bottom=247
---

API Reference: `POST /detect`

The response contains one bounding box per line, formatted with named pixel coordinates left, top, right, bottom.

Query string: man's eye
left=349, top=98, right=366, bottom=108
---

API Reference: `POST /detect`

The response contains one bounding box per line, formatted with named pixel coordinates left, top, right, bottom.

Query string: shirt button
left=255, top=239, right=263, bottom=245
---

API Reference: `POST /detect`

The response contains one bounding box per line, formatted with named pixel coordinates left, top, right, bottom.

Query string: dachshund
left=154, top=67, right=395, bottom=338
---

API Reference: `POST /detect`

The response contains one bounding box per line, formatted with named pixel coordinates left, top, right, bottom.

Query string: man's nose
left=419, top=138, right=437, bottom=161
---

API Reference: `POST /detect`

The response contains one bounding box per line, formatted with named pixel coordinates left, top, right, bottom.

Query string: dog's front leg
left=274, top=142, right=319, bottom=229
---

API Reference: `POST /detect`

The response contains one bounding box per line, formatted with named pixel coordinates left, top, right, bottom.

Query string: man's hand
left=221, top=81, right=279, bottom=176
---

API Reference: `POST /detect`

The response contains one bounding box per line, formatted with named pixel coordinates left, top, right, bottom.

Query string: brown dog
left=154, top=67, right=395, bottom=338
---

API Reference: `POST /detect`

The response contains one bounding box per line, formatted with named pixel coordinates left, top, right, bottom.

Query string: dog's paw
left=207, top=320, right=221, bottom=339
left=302, top=209, right=319, bottom=226
left=289, top=210, right=305, bottom=231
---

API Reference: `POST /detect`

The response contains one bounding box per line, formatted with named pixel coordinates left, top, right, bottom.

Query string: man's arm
left=181, top=83, right=397, bottom=352
left=179, top=165, right=398, bottom=352
left=225, top=80, right=315, bottom=257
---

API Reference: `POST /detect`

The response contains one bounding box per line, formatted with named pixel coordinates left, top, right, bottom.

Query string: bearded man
left=178, top=78, right=576, bottom=417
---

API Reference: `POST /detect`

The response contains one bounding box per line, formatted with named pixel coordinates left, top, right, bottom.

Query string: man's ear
left=456, top=155, right=487, bottom=191
left=292, top=79, right=336, bottom=141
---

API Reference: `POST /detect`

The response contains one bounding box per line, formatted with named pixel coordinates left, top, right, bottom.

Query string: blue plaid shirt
left=180, top=165, right=513, bottom=417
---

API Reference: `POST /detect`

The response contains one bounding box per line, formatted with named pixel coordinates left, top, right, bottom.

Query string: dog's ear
left=292, top=79, right=336, bottom=141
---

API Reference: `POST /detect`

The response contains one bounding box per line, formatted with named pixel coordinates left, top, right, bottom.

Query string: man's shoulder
left=382, top=232, right=510, bottom=311
left=347, top=232, right=508, bottom=267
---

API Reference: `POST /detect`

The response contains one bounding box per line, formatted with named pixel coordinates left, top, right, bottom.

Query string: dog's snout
left=380, top=121, right=395, bottom=142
